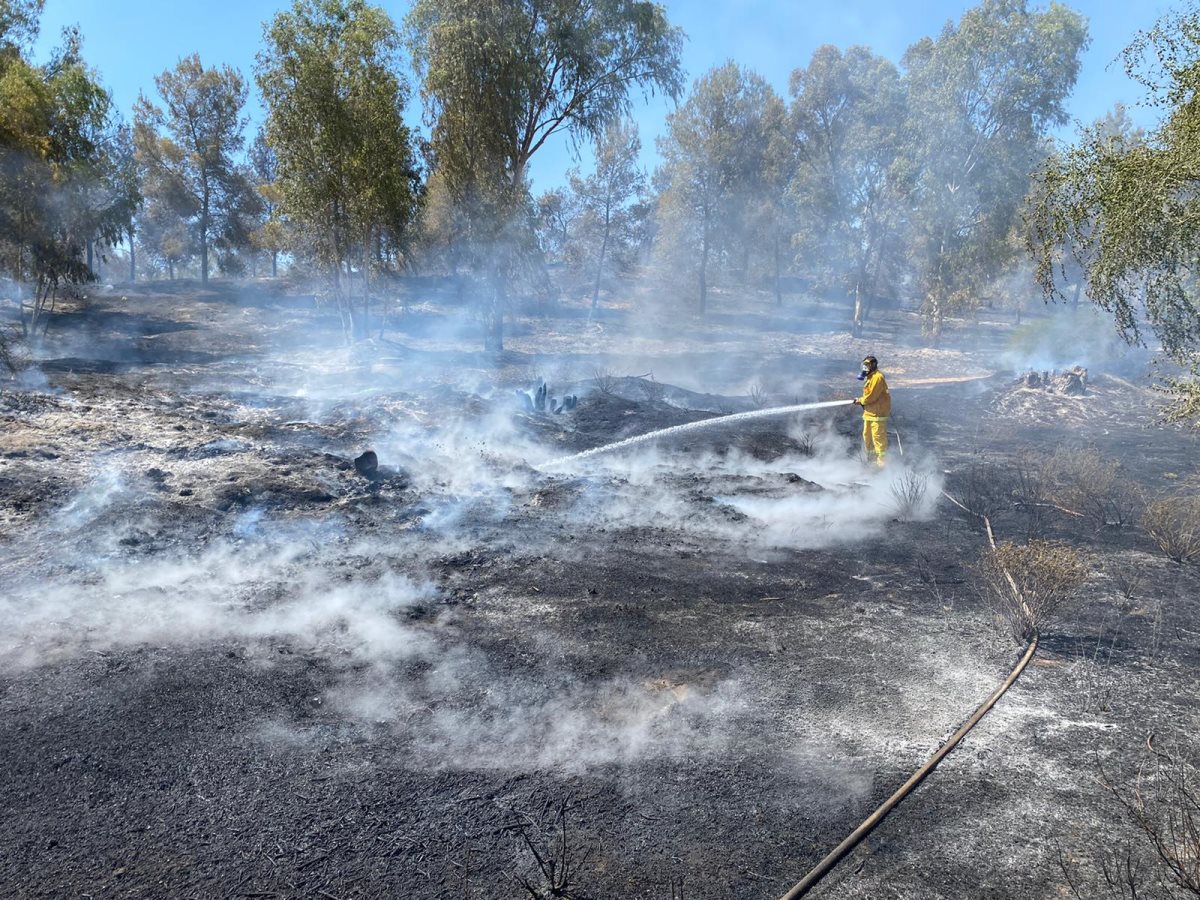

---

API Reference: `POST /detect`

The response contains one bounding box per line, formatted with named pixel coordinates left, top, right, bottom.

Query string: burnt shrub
left=640, top=375, right=665, bottom=404
left=591, top=367, right=617, bottom=396
left=0, top=322, right=27, bottom=375
left=1044, top=448, right=1144, bottom=530
left=1141, top=493, right=1200, bottom=563
left=977, top=539, right=1089, bottom=643
left=1087, top=740, right=1200, bottom=899
left=889, top=469, right=930, bottom=521
left=953, top=461, right=1012, bottom=529
left=1010, top=450, right=1052, bottom=540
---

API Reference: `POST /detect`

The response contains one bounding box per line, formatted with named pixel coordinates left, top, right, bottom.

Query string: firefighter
left=852, top=355, right=890, bottom=466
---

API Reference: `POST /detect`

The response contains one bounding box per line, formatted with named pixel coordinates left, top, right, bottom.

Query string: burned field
left=2, top=284, right=1200, bottom=900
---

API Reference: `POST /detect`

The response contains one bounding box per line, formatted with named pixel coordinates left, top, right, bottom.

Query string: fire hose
left=533, top=399, right=1036, bottom=898
left=778, top=493, right=1034, bottom=899
left=537, top=399, right=854, bottom=471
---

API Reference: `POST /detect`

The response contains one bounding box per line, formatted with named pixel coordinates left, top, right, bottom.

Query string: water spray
left=538, top=399, right=854, bottom=471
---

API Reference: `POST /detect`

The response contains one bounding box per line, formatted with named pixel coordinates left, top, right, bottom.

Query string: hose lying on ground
left=778, top=493, right=1035, bottom=899
left=534, top=398, right=1036, bottom=898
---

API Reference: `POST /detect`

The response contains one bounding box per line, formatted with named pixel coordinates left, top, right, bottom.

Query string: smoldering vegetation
left=1, top=527, right=757, bottom=773
left=1, top=350, right=943, bottom=781
left=5, top=0, right=1200, bottom=897
left=5, top=293, right=1200, bottom=900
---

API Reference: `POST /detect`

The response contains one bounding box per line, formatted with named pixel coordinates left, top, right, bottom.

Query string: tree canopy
left=406, top=0, right=684, bottom=349
left=1029, top=2, right=1200, bottom=423
left=789, top=44, right=910, bottom=331
left=904, top=0, right=1088, bottom=340
left=654, top=61, right=787, bottom=312
left=134, top=54, right=252, bottom=285
left=0, top=15, right=137, bottom=334
left=257, top=0, right=419, bottom=339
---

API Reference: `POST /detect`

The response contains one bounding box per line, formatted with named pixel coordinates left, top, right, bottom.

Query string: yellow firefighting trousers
left=862, top=416, right=888, bottom=465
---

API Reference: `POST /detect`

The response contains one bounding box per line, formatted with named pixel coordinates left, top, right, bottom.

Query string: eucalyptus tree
left=903, top=0, right=1087, bottom=341
left=248, top=131, right=285, bottom=278
left=406, top=0, right=684, bottom=350
left=789, top=44, right=911, bottom=332
left=0, top=18, right=137, bottom=335
left=533, top=186, right=578, bottom=272
left=0, top=0, right=43, bottom=49
left=133, top=54, right=249, bottom=285
left=257, top=0, right=419, bottom=339
left=135, top=192, right=195, bottom=280
left=569, top=120, right=646, bottom=310
left=655, top=62, right=787, bottom=313
left=1029, top=5, right=1200, bottom=424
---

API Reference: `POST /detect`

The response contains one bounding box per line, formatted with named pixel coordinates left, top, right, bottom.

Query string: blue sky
left=33, top=0, right=1176, bottom=191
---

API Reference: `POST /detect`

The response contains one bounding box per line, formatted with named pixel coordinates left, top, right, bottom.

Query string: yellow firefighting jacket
left=858, top=370, right=891, bottom=418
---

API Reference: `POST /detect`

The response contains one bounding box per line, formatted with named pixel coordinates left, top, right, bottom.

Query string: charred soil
left=1, top=283, right=1199, bottom=900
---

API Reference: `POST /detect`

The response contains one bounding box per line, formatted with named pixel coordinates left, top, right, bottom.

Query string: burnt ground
left=1, top=281, right=1199, bottom=900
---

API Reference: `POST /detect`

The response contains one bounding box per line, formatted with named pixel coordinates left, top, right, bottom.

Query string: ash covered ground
left=2, top=282, right=1199, bottom=899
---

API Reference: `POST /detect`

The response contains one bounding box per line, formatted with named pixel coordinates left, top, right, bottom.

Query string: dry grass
left=1142, top=493, right=1200, bottom=563
left=977, top=540, right=1089, bottom=643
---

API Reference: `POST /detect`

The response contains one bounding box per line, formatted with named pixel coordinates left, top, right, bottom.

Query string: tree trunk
left=866, top=236, right=886, bottom=325
left=592, top=214, right=611, bottom=311
left=852, top=281, right=865, bottom=337
left=930, top=290, right=944, bottom=345
left=699, top=224, right=709, bottom=315
left=773, top=231, right=782, bottom=306
left=271, top=250, right=277, bottom=279
left=486, top=258, right=505, bottom=352
left=168, top=259, right=175, bottom=281
left=331, top=216, right=352, bottom=341
left=345, top=256, right=358, bottom=341
left=200, top=190, right=210, bottom=285
left=361, top=236, right=370, bottom=341
left=128, top=226, right=136, bottom=283
left=86, top=239, right=94, bottom=276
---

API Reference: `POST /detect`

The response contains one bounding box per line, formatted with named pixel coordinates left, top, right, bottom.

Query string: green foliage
left=134, top=54, right=253, bottom=285
left=654, top=61, right=788, bottom=312
left=1161, top=363, right=1200, bottom=426
left=407, top=0, right=683, bottom=348
left=0, top=0, right=44, bottom=51
left=905, top=0, right=1088, bottom=341
left=1029, top=3, right=1200, bottom=422
left=247, top=130, right=286, bottom=277
left=408, top=0, right=683, bottom=176
left=569, top=119, right=647, bottom=309
left=788, top=44, right=911, bottom=329
left=257, top=0, right=419, bottom=338
left=0, top=14, right=138, bottom=335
